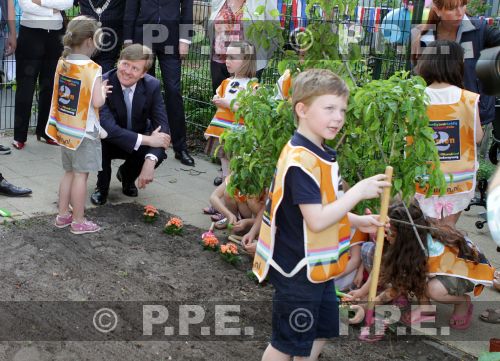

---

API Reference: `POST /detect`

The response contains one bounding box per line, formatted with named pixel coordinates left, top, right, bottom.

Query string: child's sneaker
left=55, top=213, right=73, bottom=228
left=70, top=219, right=101, bottom=234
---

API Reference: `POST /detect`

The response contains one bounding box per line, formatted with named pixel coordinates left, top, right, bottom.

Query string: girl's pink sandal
left=449, top=302, right=473, bottom=330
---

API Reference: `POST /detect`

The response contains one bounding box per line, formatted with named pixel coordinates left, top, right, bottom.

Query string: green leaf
left=254, top=5, right=265, bottom=16
left=270, top=9, right=280, bottom=18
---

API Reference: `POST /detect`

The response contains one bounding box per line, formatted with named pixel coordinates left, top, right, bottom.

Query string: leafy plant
left=333, top=71, right=446, bottom=212
left=143, top=205, right=159, bottom=223
left=466, top=0, right=491, bottom=16
left=478, top=159, right=496, bottom=181
left=164, top=217, right=184, bottom=235
left=221, top=83, right=295, bottom=197
left=219, top=243, right=241, bottom=265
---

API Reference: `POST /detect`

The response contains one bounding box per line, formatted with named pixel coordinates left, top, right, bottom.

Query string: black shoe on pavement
left=0, top=145, right=11, bottom=155
left=175, top=150, right=195, bottom=166
left=213, top=176, right=223, bottom=186
left=90, top=188, right=108, bottom=205
left=116, top=167, right=138, bottom=197
left=0, top=178, right=32, bottom=197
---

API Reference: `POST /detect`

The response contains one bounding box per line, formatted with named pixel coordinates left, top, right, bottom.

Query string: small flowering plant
left=143, top=205, right=159, bottom=223
left=219, top=243, right=241, bottom=265
left=164, top=217, right=183, bottom=235
left=202, top=231, right=220, bottom=251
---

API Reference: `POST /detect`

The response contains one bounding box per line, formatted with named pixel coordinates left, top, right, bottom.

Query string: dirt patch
left=0, top=203, right=475, bottom=360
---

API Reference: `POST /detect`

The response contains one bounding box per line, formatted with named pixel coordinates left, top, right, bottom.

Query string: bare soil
left=0, top=203, right=475, bottom=360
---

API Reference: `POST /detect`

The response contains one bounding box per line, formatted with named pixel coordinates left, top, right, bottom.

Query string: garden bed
left=0, top=203, right=474, bottom=360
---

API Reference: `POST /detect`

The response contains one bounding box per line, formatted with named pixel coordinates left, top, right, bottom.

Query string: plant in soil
left=219, top=243, right=241, bottom=265
left=164, top=217, right=184, bottom=235
left=201, top=231, right=220, bottom=251
left=143, top=205, right=159, bottom=223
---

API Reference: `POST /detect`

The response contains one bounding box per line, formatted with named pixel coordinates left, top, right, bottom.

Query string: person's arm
left=5, top=0, right=16, bottom=55
left=241, top=205, right=264, bottom=248
left=123, top=0, right=140, bottom=43
left=348, top=273, right=371, bottom=300
left=210, top=182, right=238, bottom=225
left=337, top=244, right=362, bottom=278
left=91, top=76, right=112, bottom=109
left=37, top=0, right=73, bottom=10
left=299, top=174, right=389, bottom=233
left=353, top=263, right=365, bottom=288
left=19, top=0, right=53, bottom=16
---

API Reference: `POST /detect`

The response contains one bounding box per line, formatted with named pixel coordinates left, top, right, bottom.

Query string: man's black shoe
left=175, top=150, right=195, bottom=166
left=90, top=188, right=108, bottom=205
left=0, top=178, right=32, bottom=197
left=0, top=145, right=11, bottom=155
left=116, top=167, right=138, bottom=197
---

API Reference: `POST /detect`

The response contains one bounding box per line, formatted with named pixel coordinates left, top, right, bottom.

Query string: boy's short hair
left=119, top=44, right=154, bottom=72
left=291, top=69, right=349, bottom=124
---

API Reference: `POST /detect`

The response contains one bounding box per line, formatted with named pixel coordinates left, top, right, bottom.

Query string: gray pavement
left=0, top=134, right=499, bottom=357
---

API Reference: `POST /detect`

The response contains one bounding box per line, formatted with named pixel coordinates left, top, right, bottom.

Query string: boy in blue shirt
left=253, top=69, right=390, bottom=360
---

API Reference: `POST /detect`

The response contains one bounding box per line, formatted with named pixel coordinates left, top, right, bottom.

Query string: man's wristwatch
left=145, top=155, right=157, bottom=163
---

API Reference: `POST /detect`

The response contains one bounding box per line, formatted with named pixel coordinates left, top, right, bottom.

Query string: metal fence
left=0, top=0, right=424, bottom=143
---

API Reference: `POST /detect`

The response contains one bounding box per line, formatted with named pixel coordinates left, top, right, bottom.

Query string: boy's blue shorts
left=269, top=268, right=339, bottom=357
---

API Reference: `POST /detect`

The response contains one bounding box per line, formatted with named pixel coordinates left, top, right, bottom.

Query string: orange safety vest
left=252, top=142, right=367, bottom=283
left=426, top=234, right=494, bottom=296
left=416, top=89, right=479, bottom=196
left=46, top=59, right=101, bottom=150
left=204, top=78, right=257, bottom=139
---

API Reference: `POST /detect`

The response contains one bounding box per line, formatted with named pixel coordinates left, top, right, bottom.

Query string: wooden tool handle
left=367, top=166, right=393, bottom=312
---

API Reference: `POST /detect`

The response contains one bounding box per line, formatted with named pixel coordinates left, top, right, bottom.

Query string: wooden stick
left=367, top=166, right=393, bottom=314
left=227, top=235, right=242, bottom=245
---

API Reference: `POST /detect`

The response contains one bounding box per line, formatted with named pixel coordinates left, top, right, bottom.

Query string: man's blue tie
left=123, top=88, right=132, bottom=130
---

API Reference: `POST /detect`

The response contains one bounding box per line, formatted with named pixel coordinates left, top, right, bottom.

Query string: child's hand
left=348, top=288, right=366, bottom=301
left=213, top=97, right=230, bottom=108
left=353, top=174, right=390, bottom=201
left=354, top=268, right=364, bottom=288
left=241, top=231, right=256, bottom=246
left=232, top=218, right=253, bottom=233
left=102, top=80, right=113, bottom=98
left=356, top=214, right=385, bottom=234
left=226, top=213, right=238, bottom=226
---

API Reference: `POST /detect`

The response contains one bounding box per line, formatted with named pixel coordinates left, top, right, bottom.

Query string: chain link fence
left=1, top=0, right=424, bottom=144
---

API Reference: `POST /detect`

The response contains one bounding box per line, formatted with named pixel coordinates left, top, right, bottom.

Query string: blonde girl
left=46, top=16, right=111, bottom=234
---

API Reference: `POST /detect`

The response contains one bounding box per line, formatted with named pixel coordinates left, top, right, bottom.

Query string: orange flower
left=228, top=243, right=238, bottom=255
left=166, top=217, right=183, bottom=228
left=202, top=233, right=219, bottom=248
left=144, top=205, right=158, bottom=214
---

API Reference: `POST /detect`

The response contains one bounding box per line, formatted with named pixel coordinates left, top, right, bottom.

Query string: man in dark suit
left=124, top=0, right=195, bottom=167
left=91, top=44, right=171, bottom=206
left=76, top=0, right=126, bottom=73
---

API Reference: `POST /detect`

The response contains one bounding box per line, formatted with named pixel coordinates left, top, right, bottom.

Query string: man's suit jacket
left=99, top=69, right=170, bottom=161
left=123, top=0, right=194, bottom=52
